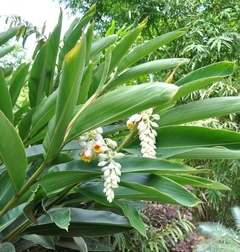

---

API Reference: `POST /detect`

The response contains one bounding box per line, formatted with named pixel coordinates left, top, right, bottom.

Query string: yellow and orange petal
left=127, top=122, right=133, bottom=129
left=93, top=143, right=101, bottom=153
left=80, top=153, right=93, bottom=162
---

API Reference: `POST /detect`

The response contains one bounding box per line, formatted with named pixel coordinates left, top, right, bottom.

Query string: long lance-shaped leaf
left=0, top=69, right=13, bottom=122
left=0, top=26, right=21, bottom=45
left=117, top=27, right=188, bottom=73
left=120, top=174, right=200, bottom=207
left=173, top=61, right=235, bottom=100
left=9, top=63, right=30, bottom=106
left=109, top=58, right=189, bottom=90
left=109, top=19, right=147, bottom=73
left=43, top=35, right=86, bottom=162
left=164, top=175, right=230, bottom=190
left=0, top=45, right=15, bottom=58
left=66, top=82, right=179, bottom=142
left=77, top=62, right=96, bottom=104
left=90, top=34, right=118, bottom=58
left=153, top=126, right=240, bottom=159
left=28, top=11, right=62, bottom=108
left=0, top=111, right=27, bottom=193
left=30, top=90, right=58, bottom=138
left=58, top=5, right=95, bottom=68
left=78, top=186, right=146, bottom=236
left=24, top=208, right=131, bottom=236
left=160, top=97, right=240, bottom=127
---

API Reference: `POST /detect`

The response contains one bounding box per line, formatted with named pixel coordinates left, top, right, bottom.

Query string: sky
left=0, top=0, right=74, bottom=54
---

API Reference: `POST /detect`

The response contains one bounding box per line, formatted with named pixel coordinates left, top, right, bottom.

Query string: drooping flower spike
left=78, top=128, right=124, bottom=203
left=127, top=108, right=160, bottom=158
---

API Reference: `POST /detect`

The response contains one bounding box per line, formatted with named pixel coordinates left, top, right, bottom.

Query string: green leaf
left=59, top=6, right=95, bottom=68
left=109, top=58, right=189, bottom=90
left=30, top=90, right=57, bottom=138
left=0, top=204, right=26, bottom=232
left=90, top=34, right=118, bottom=58
left=0, top=45, right=15, bottom=58
left=9, top=63, right=30, bottom=107
left=160, top=97, right=240, bottom=126
left=28, top=12, right=62, bottom=107
left=0, top=111, right=27, bottom=193
left=0, top=26, right=21, bottom=45
left=43, top=34, right=86, bottom=162
left=77, top=62, right=96, bottom=104
left=154, top=126, right=240, bottom=159
left=67, top=82, right=178, bottom=141
left=0, top=69, right=13, bottom=122
left=109, top=20, right=147, bottom=73
left=115, top=200, right=146, bottom=236
left=173, top=61, right=235, bottom=100
left=165, top=175, right=230, bottom=190
left=0, top=173, right=15, bottom=211
left=22, top=235, right=55, bottom=250
left=120, top=174, right=200, bottom=206
left=45, top=208, right=71, bottom=231
left=117, top=27, right=188, bottom=72
left=73, top=237, right=88, bottom=252
left=24, top=208, right=131, bottom=236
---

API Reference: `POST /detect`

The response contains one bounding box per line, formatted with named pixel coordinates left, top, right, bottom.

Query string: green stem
left=0, top=161, right=49, bottom=219
left=116, top=123, right=138, bottom=152
left=2, top=219, right=30, bottom=242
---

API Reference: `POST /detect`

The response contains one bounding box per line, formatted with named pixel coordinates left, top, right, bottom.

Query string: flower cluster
left=78, top=128, right=124, bottom=203
left=127, top=108, right=160, bottom=158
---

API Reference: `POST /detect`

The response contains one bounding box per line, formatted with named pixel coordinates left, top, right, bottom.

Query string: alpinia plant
left=1, top=5, right=240, bottom=251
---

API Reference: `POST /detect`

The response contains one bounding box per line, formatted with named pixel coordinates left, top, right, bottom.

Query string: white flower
left=78, top=127, right=124, bottom=203
left=102, top=159, right=122, bottom=203
left=127, top=108, right=160, bottom=158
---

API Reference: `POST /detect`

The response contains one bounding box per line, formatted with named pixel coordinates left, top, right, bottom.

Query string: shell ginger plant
left=1, top=5, right=240, bottom=251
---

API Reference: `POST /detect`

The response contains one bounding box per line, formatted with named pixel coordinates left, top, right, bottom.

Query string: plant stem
left=2, top=219, right=31, bottom=242
left=116, top=123, right=138, bottom=152
left=0, top=161, right=49, bottom=218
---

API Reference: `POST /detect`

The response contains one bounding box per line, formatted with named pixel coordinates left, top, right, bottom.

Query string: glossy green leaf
left=22, top=235, right=55, bottom=250
left=28, top=12, right=62, bottom=107
left=115, top=200, right=146, bottom=236
left=90, top=34, right=118, bottom=58
left=109, top=20, right=146, bottom=73
left=164, top=175, right=230, bottom=190
left=9, top=63, right=30, bottom=106
left=173, top=61, right=235, bottom=100
left=160, top=97, right=240, bottom=126
left=73, top=237, right=88, bottom=252
left=43, top=34, right=86, bottom=162
left=0, top=69, right=13, bottom=122
left=77, top=186, right=146, bottom=236
left=154, top=126, right=240, bottom=159
left=77, top=62, right=96, bottom=104
left=0, top=45, right=15, bottom=58
left=120, top=174, right=200, bottom=206
left=45, top=208, right=71, bottom=231
left=0, top=26, right=21, bottom=45
left=0, top=173, right=15, bottom=211
left=0, top=111, right=27, bottom=193
left=0, top=204, right=26, bottom=232
left=24, top=208, right=131, bottom=236
left=1, top=66, right=13, bottom=77
left=117, top=27, right=188, bottom=73
left=30, top=90, right=58, bottom=138
left=58, top=6, right=95, bottom=68
left=109, top=58, right=189, bottom=90
left=67, top=82, right=178, bottom=141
